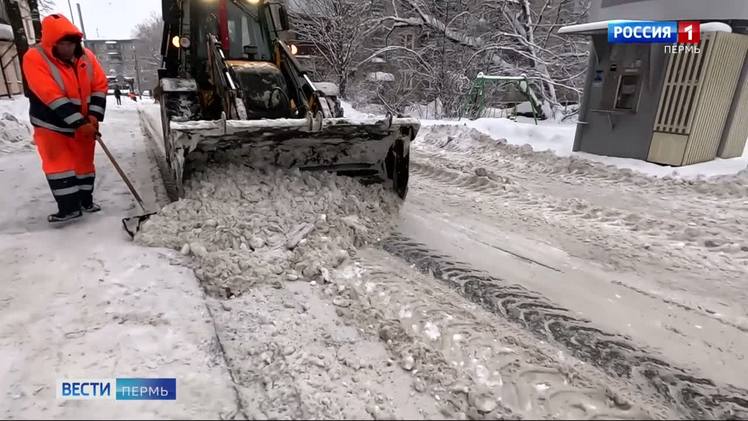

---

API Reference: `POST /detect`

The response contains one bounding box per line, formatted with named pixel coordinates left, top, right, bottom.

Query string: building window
left=370, top=0, right=384, bottom=15
left=401, top=33, right=415, bottom=49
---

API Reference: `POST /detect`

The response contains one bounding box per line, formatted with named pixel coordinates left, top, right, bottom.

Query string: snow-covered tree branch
left=288, top=0, right=590, bottom=117
left=132, top=11, right=164, bottom=68
left=289, top=0, right=385, bottom=98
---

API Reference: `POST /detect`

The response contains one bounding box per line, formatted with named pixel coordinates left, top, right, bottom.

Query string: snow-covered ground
left=2, top=97, right=748, bottom=419
left=0, top=97, right=239, bottom=418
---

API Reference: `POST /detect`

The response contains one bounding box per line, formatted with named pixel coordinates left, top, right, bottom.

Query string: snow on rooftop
left=701, top=22, right=733, bottom=33
left=558, top=20, right=645, bottom=34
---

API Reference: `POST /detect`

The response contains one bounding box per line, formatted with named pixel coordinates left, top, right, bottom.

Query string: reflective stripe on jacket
left=22, top=14, right=108, bottom=137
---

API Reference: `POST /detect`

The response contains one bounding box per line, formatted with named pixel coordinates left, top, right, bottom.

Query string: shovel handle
left=95, top=135, right=148, bottom=212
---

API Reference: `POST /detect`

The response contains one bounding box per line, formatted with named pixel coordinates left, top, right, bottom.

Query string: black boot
left=48, top=194, right=82, bottom=224
left=48, top=209, right=83, bottom=223
left=47, top=172, right=83, bottom=224
left=77, top=174, right=101, bottom=213
left=81, top=202, right=102, bottom=213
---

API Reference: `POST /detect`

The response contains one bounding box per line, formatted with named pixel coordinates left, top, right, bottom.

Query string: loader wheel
left=389, top=139, right=410, bottom=199
left=393, top=153, right=409, bottom=199
left=168, top=146, right=186, bottom=199
left=160, top=101, right=172, bottom=168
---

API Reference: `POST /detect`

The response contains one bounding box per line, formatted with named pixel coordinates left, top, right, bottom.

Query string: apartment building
left=86, top=38, right=158, bottom=93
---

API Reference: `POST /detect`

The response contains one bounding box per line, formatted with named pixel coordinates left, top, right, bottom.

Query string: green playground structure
left=459, top=72, right=543, bottom=124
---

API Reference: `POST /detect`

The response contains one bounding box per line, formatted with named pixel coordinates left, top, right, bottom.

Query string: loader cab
left=189, top=0, right=274, bottom=73
left=177, top=0, right=297, bottom=120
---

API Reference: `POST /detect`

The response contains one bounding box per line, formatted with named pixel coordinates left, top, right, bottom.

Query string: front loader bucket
left=167, top=115, right=419, bottom=198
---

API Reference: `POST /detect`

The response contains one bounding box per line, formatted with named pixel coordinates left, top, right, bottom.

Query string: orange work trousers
left=34, top=127, right=95, bottom=176
left=34, top=127, right=96, bottom=210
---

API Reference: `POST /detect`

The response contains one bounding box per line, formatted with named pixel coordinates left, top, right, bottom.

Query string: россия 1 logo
left=608, top=21, right=701, bottom=45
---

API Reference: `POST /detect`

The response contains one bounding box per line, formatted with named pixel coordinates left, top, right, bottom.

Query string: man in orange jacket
left=22, top=14, right=108, bottom=224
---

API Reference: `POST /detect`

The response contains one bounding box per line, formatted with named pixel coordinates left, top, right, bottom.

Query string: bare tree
left=36, top=0, right=54, bottom=13
left=289, top=0, right=384, bottom=98
left=289, top=0, right=590, bottom=116
left=377, top=0, right=590, bottom=116
left=132, top=11, right=163, bottom=69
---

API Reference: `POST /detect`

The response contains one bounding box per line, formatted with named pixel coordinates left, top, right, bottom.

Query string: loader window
left=226, top=1, right=272, bottom=60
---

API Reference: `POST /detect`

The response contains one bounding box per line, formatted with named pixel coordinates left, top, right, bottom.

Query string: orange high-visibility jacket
left=22, top=14, right=108, bottom=137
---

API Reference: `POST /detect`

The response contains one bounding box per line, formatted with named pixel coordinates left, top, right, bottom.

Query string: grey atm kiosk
left=560, top=0, right=748, bottom=166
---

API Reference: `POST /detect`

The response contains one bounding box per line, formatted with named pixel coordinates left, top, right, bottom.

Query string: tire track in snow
left=382, top=235, right=748, bottom=419
left=409, top=154, right=748, bottom=278
left=333, top=251, right=661, bottom=419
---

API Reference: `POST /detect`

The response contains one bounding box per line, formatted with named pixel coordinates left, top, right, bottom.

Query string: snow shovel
left=95, top=134, right=157, bottom=238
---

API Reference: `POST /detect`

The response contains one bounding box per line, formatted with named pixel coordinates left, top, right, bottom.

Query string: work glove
left=77, top=121, right=97, bottom=140
left=87, top=115, right=100, bottom=130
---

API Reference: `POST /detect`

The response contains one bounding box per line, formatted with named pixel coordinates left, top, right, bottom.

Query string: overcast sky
left=47, top=0, right=162, bottom=39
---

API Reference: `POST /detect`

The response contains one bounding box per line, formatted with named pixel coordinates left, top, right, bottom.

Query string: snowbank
left=343, top=101, right=748, bottom=179
left=136, top=100, right=164, bottom=149
left=0, top=96, right=33, bottom=154
left=404, top=99, right=443, bottom=120
left=340, top=100, right=376, bottom=119
left=419, top=117, right=748, bottom=179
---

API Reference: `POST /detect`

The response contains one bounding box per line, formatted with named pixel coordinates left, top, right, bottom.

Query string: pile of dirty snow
left=0, top=97, right=33, bottom=154
left=136, top=164, right=401, bottom=297
left=417, top=125, right=748, bottom=196
left=340, top=100, right=380, bottom=119
left=418, top=119, right=748, bottom=180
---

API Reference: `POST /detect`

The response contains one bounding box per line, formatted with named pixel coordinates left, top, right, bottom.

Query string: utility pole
left=134, top=48, right=142, bottom=98
left=67, top=0, right=76, bottom=26
left=76, top=3, right=87, bottom=40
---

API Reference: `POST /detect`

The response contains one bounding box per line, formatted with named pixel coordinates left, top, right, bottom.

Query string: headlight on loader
left=172, top=36, right=191, bottom=49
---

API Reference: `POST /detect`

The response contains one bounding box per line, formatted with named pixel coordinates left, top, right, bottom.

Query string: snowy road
left=1, top=97, right=747, bottom=419
left=393, top=125, right=748, bottom=418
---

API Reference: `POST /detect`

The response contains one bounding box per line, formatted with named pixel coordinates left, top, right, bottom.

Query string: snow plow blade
left=168, top=114, right=419, bottom=198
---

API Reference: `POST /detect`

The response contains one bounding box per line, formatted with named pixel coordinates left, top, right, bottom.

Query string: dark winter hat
left=58, top=34, right=82, bottom=44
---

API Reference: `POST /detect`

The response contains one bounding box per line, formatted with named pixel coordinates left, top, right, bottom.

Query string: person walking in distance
left=114, top=87, right=122, bottom=105
left=22, top=14, right=109, bottom=223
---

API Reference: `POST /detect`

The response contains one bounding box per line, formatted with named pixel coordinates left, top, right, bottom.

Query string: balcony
left=107, top=52, right=123, bottom=63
